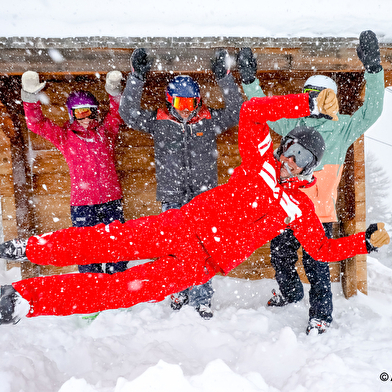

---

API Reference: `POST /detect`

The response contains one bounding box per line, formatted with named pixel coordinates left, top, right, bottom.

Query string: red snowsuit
left=23, top=96, right=123, bottom=206
left=14, top=94, right=368, bottom=317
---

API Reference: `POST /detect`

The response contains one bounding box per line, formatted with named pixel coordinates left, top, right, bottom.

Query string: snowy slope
left=1, top=258, right=392, bottom=392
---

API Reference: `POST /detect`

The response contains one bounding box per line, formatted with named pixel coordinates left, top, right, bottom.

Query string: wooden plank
left=329, top=263, right=341, bottom=283
left=28, top=132, right=60, bottom=151
left=2, top=219, right=18, bottom=241
left=115, top=146, right=156, bottom=172
left=0, top=174, right=15, bottom=197
left=2, top=196, right=16, bottom=220
left=122, top=192, right=161, bottom=220
left=33, top=172, right=71, bottom=194
left=1, top=37, right=392, bottom=75
left=0, top=145, right=13, bottom=175
left=356, top=255, right=368, bottom=295
left=341, top=257, right=357, bottom=298
left=31, top=150, right=69, bottom=174
left=40, top=264, right=78, bottom=275
left=32, top=195, right=71, bottom=218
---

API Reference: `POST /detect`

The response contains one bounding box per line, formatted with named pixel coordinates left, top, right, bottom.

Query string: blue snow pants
left=162, top=202, right=214, bottom=308
left=270, top=222, right=333, bottom=323
left=71, top=199, right=128, bottom=274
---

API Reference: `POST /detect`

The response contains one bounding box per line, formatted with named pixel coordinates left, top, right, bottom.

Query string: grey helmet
left=276, top=126, right=326, bottom=176
left=303, top=75, right=338, bottom=94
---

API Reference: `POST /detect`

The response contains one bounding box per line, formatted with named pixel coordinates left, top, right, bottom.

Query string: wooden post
left=0, top=99, right=39, bottom=278
left=339, top=136, right=367, bottom=298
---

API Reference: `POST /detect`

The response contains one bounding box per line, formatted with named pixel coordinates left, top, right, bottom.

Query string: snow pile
left=1, top=257, right=392, bottom=392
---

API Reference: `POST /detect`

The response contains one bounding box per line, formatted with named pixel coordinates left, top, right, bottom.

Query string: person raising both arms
left=20, top=69, right=128, bottom=275
left=236, top=30, right=384, bottom=334
left=119, top=48, right=243, bottom=319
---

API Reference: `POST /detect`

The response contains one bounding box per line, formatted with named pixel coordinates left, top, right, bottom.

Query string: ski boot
left=306, top=318, right=330, bottom=335
left=196, top=304, right=213, bottom=320
left=170, top=292, right=189, bottom=311
left=0, top=285, right=24, bottom=325
left=0, top=239, right=28, bottom=261
left=267, top=289, right=289, bottom=307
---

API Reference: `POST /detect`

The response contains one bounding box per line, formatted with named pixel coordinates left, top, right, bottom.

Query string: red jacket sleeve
left=23, top=102, right=66, bottom=148
left=102, top=95, right=124, bottom=141
left=290, top=195, right=368, bottom=262
left=238, top=94, right=311, bottom=167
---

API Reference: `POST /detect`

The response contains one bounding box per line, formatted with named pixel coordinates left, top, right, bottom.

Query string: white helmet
left=303, top=75, right=338, bottom=95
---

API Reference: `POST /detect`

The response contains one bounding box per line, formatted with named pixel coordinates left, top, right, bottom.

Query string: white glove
left=105, top=70, right=123, bottom=96
left=21, top=71, right=46, bottom=103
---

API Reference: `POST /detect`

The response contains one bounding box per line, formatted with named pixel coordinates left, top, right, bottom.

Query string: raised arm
left=209, top=49, right=243, bottom=134
left=21, top=71, right=65, bottom=146
left=102, top=71, right=125, bottom=140
left=119, top=49, right=156, bottom=133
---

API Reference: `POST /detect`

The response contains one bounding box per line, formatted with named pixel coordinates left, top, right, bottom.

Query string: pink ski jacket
left=24, top=96, right=123, bottom=206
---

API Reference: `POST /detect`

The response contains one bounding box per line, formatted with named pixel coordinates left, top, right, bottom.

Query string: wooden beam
left=1, top=36, right=392, bottom=75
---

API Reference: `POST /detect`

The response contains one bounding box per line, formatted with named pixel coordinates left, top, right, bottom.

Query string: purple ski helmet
left=66, top=91, right=99, bottom=123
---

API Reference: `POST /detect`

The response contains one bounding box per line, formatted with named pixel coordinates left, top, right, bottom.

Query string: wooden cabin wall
left=0, top=69, right=367, bottom=283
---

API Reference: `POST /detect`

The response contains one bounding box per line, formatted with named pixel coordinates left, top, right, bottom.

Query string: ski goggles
left=72, top=106, right=97, bottom=120
left=282, top=139, right=314, bottom=169
left=303, top=86, right=322, bottom=94
left=170, top=96, right=200, bottom=111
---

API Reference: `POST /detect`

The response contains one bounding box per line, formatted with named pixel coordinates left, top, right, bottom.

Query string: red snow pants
left=13, top=209, right=222, bottom=317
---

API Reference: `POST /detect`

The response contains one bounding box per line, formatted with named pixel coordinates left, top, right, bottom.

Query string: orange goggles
left=171, top=96, right=199, bottom=111
left=73, top=107, right=95, bottom=120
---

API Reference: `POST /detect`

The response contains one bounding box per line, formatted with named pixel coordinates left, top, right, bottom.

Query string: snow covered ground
left=1, top=257, right=392, bottom=392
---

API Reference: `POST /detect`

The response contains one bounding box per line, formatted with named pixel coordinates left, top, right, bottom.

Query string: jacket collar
left=68, top=119, right=100, bottom=138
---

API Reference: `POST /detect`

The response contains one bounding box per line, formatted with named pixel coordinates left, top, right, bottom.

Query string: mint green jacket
left=242, top=70, right=384, bottom=222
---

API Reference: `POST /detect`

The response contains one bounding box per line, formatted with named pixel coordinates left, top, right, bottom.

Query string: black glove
left=131, top=48, right=153, bottom=81
left=237, top=47, right=257, bottom=84
left=365, top=223, right=379, bottom=253
left=211, top=49, right=229, bottom=80
left=356, top=30, right=382, bottom=74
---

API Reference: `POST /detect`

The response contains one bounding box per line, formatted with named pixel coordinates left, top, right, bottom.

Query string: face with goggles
left=279, top=139, right=315, bottom=179
left=72, top=106, right=97, bottom=129
left=168, top=95, right=201, bottom=119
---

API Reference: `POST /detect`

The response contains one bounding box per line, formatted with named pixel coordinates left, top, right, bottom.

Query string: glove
left=236, top=47, right=257, bottom=85
left=356, top=30, right=382, bottom=74
left=105, top=70, right=123, bottom=96
left=21, top=71, right=46, bottom=103
left=365, top=222, right=390, bottom=252
left=130, top=48, right=153, bottom=81
left=308, top=88, right=339, bottom=121
left=211, top=49, right=229, bottom=80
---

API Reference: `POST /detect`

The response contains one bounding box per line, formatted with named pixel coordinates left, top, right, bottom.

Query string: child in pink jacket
left=21, top=70, right=127, bottom=274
